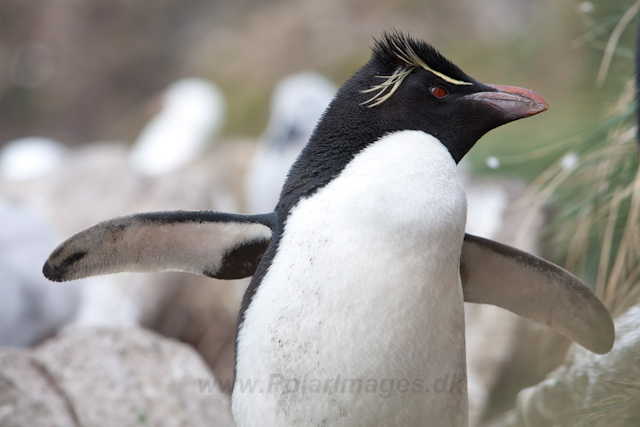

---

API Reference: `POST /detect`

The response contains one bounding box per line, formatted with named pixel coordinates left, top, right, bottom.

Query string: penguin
left=0, top=199, right=80, bottom=346
left=0, top=137, right=68, bottom=181
left=128, top=78, right=226, bottom=177
left=43, top=32, right=615, bottom=426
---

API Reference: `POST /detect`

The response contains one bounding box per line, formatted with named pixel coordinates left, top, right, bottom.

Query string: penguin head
left=326, top=31, right=548, bottom=163
left=280, top=31, right=547, bottom=210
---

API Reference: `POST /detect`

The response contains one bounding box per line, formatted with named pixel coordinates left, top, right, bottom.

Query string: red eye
left=431, top=87, right=448, bottom=99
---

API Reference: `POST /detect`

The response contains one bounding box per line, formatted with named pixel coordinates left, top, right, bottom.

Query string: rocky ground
left=0, top=326, right=235, bottom=427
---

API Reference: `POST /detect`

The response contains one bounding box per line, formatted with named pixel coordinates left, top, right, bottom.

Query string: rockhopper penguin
left=43, top=32, right=615, bottom=426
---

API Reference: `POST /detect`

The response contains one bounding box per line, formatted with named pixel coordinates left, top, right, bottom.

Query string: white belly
left=234, top=131, right=468, bottom=427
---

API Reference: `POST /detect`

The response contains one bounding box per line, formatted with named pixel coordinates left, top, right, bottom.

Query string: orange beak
left=465, top=85, right=548, bottom=119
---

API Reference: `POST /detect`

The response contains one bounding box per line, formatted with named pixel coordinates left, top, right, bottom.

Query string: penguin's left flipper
left=461, top=234, right=615, bottom=354
left=43, top=211, right=276, bottom=282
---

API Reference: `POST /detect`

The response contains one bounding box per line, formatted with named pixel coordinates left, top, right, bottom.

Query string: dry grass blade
left=596, top=0, right=640, bottom=86
left=522, top=75, right=638, bottom=317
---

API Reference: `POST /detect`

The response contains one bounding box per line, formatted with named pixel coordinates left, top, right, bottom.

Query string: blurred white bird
left=128, top=78, right=226, bottom=176
left=245, top=72, right=336, bottom=213
left=460, top=169, right=510, bottom=240
left=0, top=200, right=80, bottom=346
left=0, top=137, right=68, bottom=181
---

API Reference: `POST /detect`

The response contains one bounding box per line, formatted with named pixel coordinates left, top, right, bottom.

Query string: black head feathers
left=361, top=31, right=476, bottom=107
left=371, top=31, right=473, bottom=86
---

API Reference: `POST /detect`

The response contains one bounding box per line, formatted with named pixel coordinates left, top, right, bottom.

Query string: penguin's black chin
left=443, top=85, right=548, bottom=163
left=463, top=84, right=548, bottom=121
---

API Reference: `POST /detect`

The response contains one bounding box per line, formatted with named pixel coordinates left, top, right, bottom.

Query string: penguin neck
left=276, top=71, right=394, bottom=216
left=278, top=125, right=469, bottom=255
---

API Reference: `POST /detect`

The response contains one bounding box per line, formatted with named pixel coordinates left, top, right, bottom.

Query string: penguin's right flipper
left=43, top=211, right=276, bottom=282
left=461, top=234, right=615, bottom=354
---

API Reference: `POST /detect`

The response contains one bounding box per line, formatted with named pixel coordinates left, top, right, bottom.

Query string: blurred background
left=1, top=0, right=639, bottom=426
left=0, top=0, right=630, bottom=162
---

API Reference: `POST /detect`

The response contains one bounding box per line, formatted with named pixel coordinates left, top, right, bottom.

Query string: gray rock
left=483, top=305, right=640, bottom=427
left=0, top=349, right=75, bottom=427
left=0, top=327, right=235, bottom=427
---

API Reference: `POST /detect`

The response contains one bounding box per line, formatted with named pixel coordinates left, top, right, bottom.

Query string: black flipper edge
left=43, top=211, right=276, bottom=282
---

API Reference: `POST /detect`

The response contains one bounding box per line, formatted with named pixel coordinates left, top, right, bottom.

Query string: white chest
left=234, top=131, right=468, bottom=426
